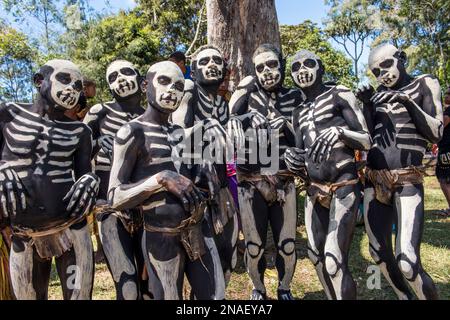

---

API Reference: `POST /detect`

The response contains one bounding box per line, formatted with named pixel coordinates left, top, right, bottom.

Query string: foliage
left=280, top=21, right=356, bottom=89
left=370, top=0, right=450, bottom=87
left=137, top=0, right=206, bottom=57
left=1, top=0, right=64, bottom=53
left=324, top=0, right=376, bottom=81
left=67, top=9, right=162, bottom=102
left=0, top=23, right=36, bottom=102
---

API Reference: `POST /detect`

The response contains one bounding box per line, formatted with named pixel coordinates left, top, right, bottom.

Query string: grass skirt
left=0, top=233, right=14, bottom=300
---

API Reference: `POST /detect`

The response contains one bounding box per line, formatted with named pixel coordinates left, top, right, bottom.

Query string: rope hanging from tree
left=185, top=0, right=206, bottom=58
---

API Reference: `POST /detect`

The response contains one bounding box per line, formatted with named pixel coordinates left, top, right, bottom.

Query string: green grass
left=48, top=176, right=450, bottom=300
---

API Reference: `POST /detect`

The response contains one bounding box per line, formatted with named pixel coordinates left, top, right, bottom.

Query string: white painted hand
left=309, top=127, right=341, bottom=163
left=63, top=173, right=100, bottom=218
left=0, top=167, right=26, bottom=219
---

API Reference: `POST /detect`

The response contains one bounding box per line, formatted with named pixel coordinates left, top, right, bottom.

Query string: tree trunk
left=206, top=0, right=281, bottom=89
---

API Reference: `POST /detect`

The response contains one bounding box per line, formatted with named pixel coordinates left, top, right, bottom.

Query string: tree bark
left=206, top=0, right=281, bottom=89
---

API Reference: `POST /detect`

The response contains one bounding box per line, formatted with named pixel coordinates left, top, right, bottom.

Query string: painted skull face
left=106, top=60, right=139, bottom=98
left=291, top=51, right=321, bottom=88
left=147, top=61, right=185, bottom=113
left=194, top=48, right=224, bottom=85
left=369, top=44, right=401, bottom=88
left=254, top=51, right=282, bottom=91
left=45, top=60, right=83, bottom=110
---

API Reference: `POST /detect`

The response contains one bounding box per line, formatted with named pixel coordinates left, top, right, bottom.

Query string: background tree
left=280, top=21, right=355, bottom=88
left=0, top=23, right=36, bottom=102
left=137, top=0, right=206, bottom=57
left=67, top=8, right=162, bottom=102
left=371, top=0, right=450, bottom=86
left=324, top=0, right=376, bottom=82
left=1, top=0, right=64, bottom=53
left=206, top=0, right=281, bottom=88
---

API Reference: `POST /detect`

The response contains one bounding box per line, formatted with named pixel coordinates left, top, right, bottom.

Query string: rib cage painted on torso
left=192, top=87, right=229, bottom=126
left=368, top=75, right=430, bottom=170
left=93, top=102, right=141, bottom=171
left=1, top=102, right=85, bottom=184
left=238, top=86, right=301, bottom=174
left=295, top=85, right=358, bottom=182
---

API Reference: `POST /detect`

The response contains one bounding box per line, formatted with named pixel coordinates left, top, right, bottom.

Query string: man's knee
left=121, top=280, right=138, bottom=300
left=278, top=238, right=295, bottom=257
left=324, top=253, right=341, bottom=277
left=397, top=254, right=418, bottom=281
left=246, top=241, right=263, bottom=259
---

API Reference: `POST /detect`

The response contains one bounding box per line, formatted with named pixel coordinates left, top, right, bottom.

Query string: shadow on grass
left=423, top=210, right=450, bottom=248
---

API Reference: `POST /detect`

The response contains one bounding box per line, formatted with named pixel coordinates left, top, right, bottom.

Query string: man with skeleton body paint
left=285, top=50, right=371, bottom=299
left=83, top=60, right=147, bottom=300
left=108, top=61, right=228, bottom=300
left=228, top=44, right=303, bottom=300
left=0, top=59, right=99, bottom=299
left=171, top=45, right=238, bottom=294
left=355, top=44, right=442, bottom=300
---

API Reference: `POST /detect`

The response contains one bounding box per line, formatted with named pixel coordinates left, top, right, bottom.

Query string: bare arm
left=444, top=115, right=450, bottom=127
left=83, top=103, right=106, bottom=158
left=292, top=106, right=305, bottom=149
left=0, top=104, right=28, bottom=220
left=171, top=79, right=195, bottom=128
left=229, top=76, right=255, bottom=116
left=355, top=84, right=376, bottom=135
left=107, top=124, right=161, bottom=210
left=63, top=126, right=99, bottom=218
left=337, top=88, right=372, bottom=151
left=73, top=126, right=94, bottom=179
left=284, top=106, right=307, bottom=176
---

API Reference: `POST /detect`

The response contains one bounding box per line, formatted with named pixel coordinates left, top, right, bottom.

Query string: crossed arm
left=357, top=77, right=443, bottom=143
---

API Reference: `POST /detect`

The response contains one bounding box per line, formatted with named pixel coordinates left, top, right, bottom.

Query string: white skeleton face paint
left=147, top=61, right=185, bottom=113
left=195, top=48, right=224, bottom=84
left=45, top=60, right=83, bottom=110
left=369, top=44, right=401, bottom=88
left=106, top=60, right=139, bottom=98
left=291, top=51, right=320, bottom=88
left=253, top=51, right=282, bottom=91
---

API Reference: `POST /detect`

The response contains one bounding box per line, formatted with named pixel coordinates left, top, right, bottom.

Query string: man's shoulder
left=115, top=120, right=142, bottom=144
left=184, top=79, right=195, bottom=92
left=237, top=75, right=258, bottom=90
left=414, top=74, right=440, bottom=90
left=334, top=84, right=352, bottom=93
left=0, top=102, right=33, bottom=121
left=280, top=86, right=304, bottom=99
left=86, top=102, right=109, bottom=116
left=2, top=102, right=33, bottom=113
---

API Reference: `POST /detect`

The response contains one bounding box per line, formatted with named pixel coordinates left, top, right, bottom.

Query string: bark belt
left=237, top=171, right=295, bottom=205
left=12, top=214, right=85, bottom=238
left=12, top=215, right=86, bottom=260
left=206, top=186, right=237, bottom=236
left=307, top=179, right=360, bottom=209
left=93, top=204, right=143, bottom=235
left=144, top=202, right=207, bottom=262
left=366, top=166, right=425, bottom=206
